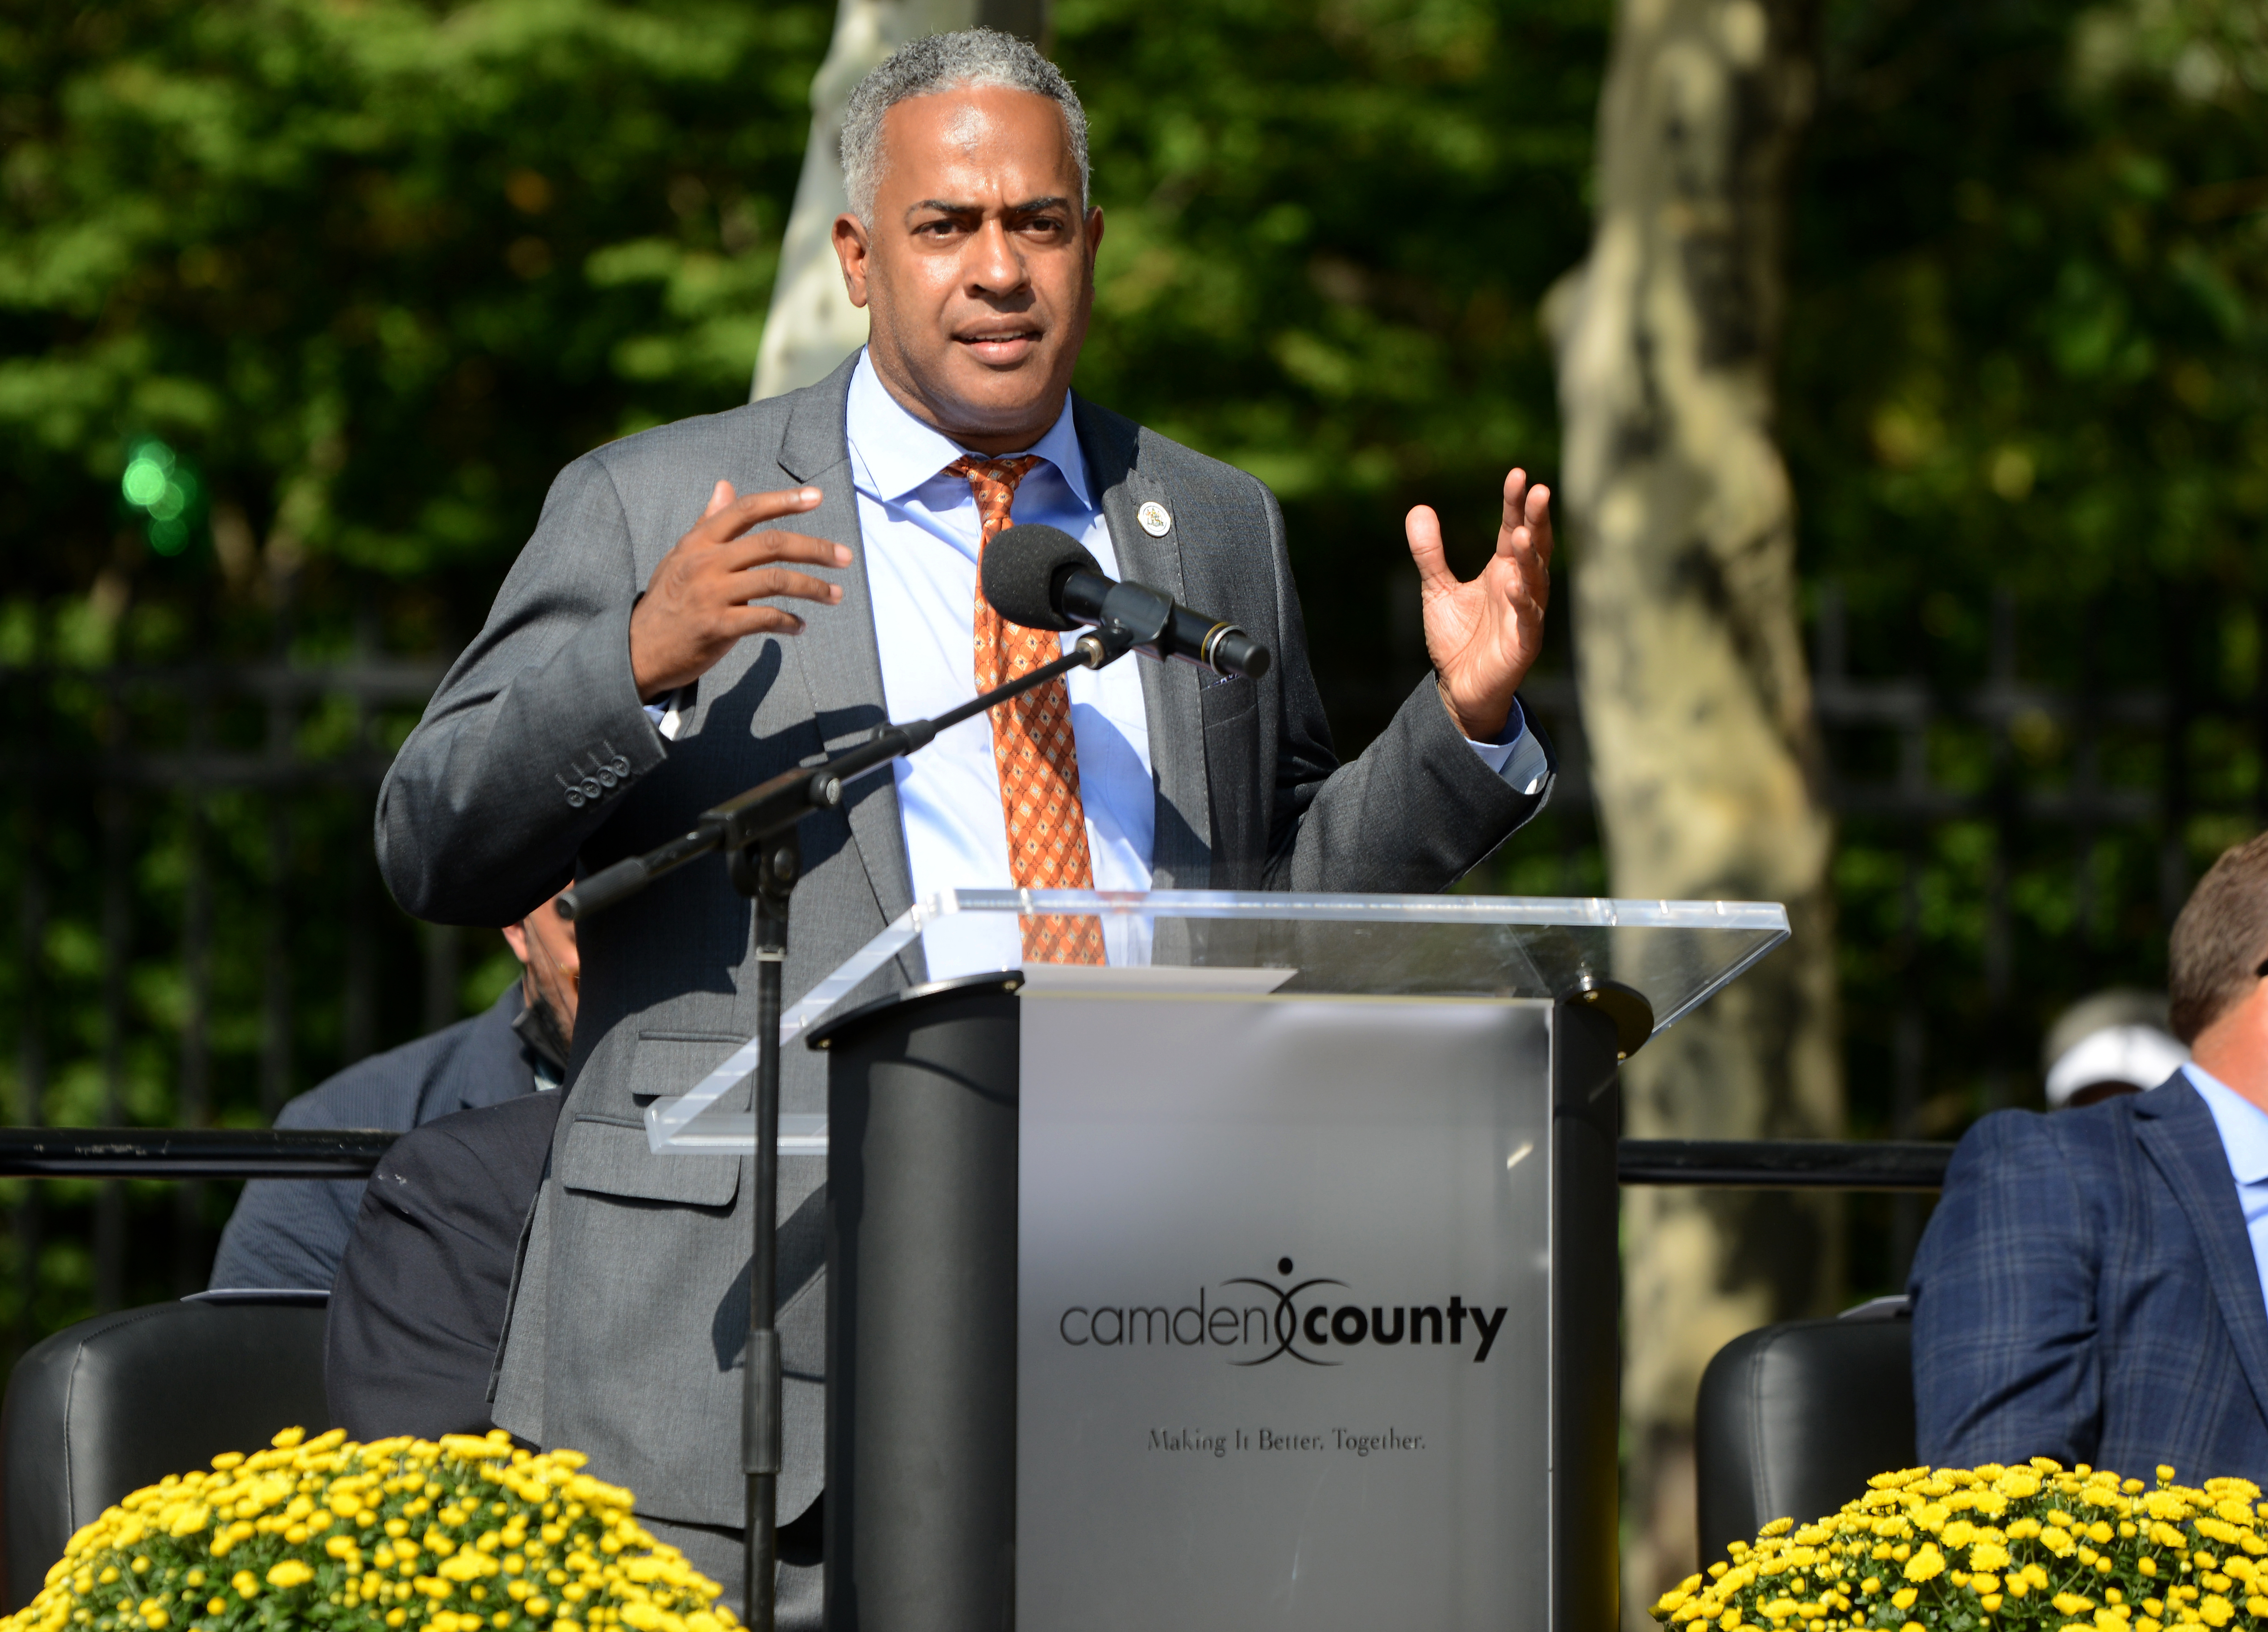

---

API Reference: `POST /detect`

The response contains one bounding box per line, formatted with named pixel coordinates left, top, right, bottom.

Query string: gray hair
left=839, top=28, right=1090, bottom=223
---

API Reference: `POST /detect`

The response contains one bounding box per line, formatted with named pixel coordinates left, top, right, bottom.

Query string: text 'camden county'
left=1057, top=1283, right=1511, bottom=1365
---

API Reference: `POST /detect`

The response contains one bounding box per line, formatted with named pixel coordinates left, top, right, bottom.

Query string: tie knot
left=943, top=454, right=1044, bottom=543
left=943, top=453, right=1042, bottom=490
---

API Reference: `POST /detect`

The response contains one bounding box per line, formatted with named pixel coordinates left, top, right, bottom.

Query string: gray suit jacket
left=375, top=353, right=1552, bottom=1530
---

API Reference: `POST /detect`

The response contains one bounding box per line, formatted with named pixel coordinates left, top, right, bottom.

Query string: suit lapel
left=1074, top=395, right=1213, bottom=888
left=774, top=354, right=915, bottom=924
left=2135, top=1078, right=2268, bottom=1423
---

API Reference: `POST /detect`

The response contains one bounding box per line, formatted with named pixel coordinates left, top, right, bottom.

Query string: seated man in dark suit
left=1911, top=831, right=2268, bottom=1481
left=207, top=892, right=577, bottom=1291
left=325, top=1089, right=565, bottom=1440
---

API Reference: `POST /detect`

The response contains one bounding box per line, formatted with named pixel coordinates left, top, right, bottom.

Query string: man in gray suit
left=376, top=28, right=1557, bottom=1620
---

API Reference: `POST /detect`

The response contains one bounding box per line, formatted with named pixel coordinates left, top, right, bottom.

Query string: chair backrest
left=1695, top=1313, right=1915, bottom=1567
left=1, top=1299, right=331, bottom=1611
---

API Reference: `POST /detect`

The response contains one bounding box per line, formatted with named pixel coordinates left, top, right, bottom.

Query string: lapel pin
left=1137, top=501, right=1172, bottom=537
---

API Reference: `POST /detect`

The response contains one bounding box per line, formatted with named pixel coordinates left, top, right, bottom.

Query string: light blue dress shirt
left=2183, top=1061, right=2268, bottom=1320
left=842, top=353, right=1155, bottom=969
left=654, top=350, right=1549, bottom=967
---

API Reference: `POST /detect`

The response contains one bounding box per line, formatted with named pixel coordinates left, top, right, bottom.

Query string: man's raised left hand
left=1406, top=468, right=1554, bottom=744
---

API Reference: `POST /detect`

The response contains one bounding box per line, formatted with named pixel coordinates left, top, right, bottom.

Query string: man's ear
left=500, top=920, right=530, bottom=966
left=1086, top=204, right=1105, bottom=260
left=834, top=213, right=873, bottom=310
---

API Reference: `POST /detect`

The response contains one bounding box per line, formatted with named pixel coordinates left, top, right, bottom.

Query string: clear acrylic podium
left=642, top=891, right=1789, bottom=1632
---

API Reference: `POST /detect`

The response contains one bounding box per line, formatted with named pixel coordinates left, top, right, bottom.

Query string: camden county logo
left=1055, top=1257, right=1509, bottom=1366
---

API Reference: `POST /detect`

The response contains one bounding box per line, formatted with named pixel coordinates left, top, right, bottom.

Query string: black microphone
left=982, top=524, right=1272, bottom=680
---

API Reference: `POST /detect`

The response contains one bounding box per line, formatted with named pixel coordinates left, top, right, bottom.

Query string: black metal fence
left=4, top=577, right=2262, bottom=1346
left=0, top=651, right=467, bottom=1344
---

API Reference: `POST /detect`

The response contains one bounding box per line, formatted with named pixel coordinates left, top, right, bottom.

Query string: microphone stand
left=557, top=622, right=1138, bottom=1632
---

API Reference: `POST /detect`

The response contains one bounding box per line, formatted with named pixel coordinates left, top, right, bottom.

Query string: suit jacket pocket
left=1200, top=678, right=1258, bottom=731
left=559, top=1118, right=740, bottom=1208
left=628, top=1030, right=751, bottom=1111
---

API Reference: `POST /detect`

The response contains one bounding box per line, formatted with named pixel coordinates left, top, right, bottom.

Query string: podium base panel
left=821, top=979, right=1020, bottom=1632
left=818, top=979, right=1621, bottom=1632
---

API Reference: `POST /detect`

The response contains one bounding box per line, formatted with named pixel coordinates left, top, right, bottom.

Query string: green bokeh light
left=119, top=436, right=200, bottom=555
left=121, top=457, right=169, bottom=507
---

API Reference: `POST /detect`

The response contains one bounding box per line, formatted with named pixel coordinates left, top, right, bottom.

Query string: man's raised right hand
left=627, top=480, right=851, bottom=702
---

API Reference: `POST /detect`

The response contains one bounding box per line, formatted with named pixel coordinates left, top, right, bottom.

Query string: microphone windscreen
left=982, top=524, right=1098, bottom=632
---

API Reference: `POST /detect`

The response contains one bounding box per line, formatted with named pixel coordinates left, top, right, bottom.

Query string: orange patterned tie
left=944, top=455, right=1107, bottom=966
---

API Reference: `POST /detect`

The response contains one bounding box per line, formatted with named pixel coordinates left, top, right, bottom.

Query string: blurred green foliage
left=1790, top=0, right=2268, bottom=620
left=1, top=0, right=829, bottom=644
left=1059, top=0, right=1607, bottom=741
left=1789, top=0, right=2268, bottom=1043
left=0, top=0, right=836, bottom=1325
left=1782, top=0, right=2268, bottom=1283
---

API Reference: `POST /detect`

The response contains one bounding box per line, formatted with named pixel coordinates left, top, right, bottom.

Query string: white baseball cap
left=2045, top=1021, right=2190, bottom=1109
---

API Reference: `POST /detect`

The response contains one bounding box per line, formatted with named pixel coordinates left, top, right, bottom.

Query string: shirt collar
left=2186, top=1061, right=2268, bottom=1184
left=844, top=348, right=1092, bottom=509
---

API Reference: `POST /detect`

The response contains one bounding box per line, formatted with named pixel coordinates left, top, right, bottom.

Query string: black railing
left=1615, top=1138, right=1951, bottom=1189
left=0, top=1128, right=1955, bottom=1189
left=0, top=1128, right=399, bottom=1180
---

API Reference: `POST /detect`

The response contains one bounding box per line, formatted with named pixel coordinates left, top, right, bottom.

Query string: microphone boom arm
left=558, top=627, right=1133, bottom=922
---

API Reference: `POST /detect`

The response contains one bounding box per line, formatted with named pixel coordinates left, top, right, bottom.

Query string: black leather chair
left=1694, top=1304, right=1915, bottom=1566
left=1, top=1296, right=331, bottom=1611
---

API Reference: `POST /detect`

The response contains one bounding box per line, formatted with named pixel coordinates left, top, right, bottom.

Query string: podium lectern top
left=645, top=889, right=1788, bottom=1153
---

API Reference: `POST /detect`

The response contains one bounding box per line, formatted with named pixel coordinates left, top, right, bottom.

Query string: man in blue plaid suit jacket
left=1912, top=832, right=2268, bottom=1483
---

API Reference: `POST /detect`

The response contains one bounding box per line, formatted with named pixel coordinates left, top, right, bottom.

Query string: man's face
left=834, top=85, right=1103, bottom=454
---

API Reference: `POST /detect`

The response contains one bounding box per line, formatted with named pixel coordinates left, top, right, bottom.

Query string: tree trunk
left=751, top=0, right=1047, bottom=402
left=1543, top=0, right=1839, bottom=1620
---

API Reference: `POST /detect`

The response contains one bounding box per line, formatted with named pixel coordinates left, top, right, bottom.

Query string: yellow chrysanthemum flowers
left=1650, top=1462, right=2268, bottom=1630
left=0, top=1429, right=738, bottom=1632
